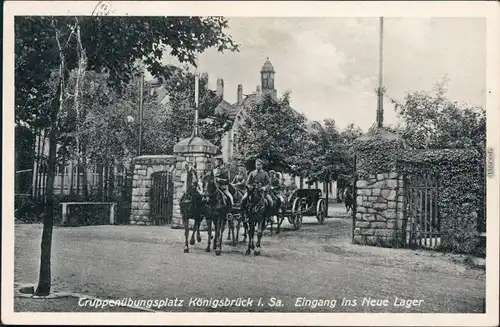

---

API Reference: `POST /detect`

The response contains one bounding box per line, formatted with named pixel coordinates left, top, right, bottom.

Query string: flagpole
left=376, top=17, right=384, bottom=128
left=193, top=56, right=200, bottom=137
left=138, top=67, right=144, bottom=156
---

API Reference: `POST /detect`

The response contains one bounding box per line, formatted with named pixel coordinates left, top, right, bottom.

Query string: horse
left=244, top=184, right=272, bottom=256
left=265, top=187, right=284, bottom=235
left=179, top=164, right=204, bottom=253
left=201, top=171, right=232, bottom=255
left=225, top=183, right=249, bottom=245
left=344, top=187, right=354, bottom=215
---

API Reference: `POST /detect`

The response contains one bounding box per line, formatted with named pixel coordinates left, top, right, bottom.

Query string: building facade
left=213, top=58, right=337, bottom=197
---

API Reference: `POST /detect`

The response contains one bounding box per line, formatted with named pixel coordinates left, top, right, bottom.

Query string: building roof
left=214, top=93, right=260, bottom=120
left=261, top=57, right=275, bottom=73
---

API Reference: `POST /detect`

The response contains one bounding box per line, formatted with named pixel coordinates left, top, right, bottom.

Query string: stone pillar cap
left=356, top=126, right=401, bottom=142
left=173, top=135, right=218, bottom=155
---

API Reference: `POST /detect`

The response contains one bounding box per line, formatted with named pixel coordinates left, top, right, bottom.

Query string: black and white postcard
left=3, top=1, right=499, bottom=326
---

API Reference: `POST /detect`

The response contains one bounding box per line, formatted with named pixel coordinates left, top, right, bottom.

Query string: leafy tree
left=338, top=123, right=364, bottom=188
left=15, top=15, right=239, bottom=296
left=388, top=80, right=485, bottom=150
left=387, top=79, right=486, bottom=237
left=234, top=92, right=310, bottom=172
left=160, top=66, right=231, bottom=152
left=299, top=120, right=364, bottom=210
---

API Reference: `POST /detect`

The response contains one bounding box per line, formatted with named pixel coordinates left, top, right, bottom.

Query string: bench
left=60, top=202, right=117, bottom=226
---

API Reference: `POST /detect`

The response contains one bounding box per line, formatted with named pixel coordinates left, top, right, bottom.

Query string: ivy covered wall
left=353, top=128, right=483, bottom=255
left=398, top=148, right=481, bottom=254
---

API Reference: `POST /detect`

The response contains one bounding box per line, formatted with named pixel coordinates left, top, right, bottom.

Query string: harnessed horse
left=180, top=164, right=204, bottom=253
left=265, top=185, right=284, bottom=235
left=225, top=183, right=249, bottom=245
left=201, top=171, right=232, bottom=255
left=244, top=184, right=274, bottom=255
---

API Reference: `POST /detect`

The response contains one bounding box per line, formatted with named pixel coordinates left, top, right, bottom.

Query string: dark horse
left=344, top=187, right=354, bottom=215
left=225, top=183, right=249, bottom=245
left=201, top=171, right=232, bottom=255
left=244, top=185, right=274, bottom=255
left=265, top=188, right=283, bottom=235
left=180, top=164, right=204, bottom=253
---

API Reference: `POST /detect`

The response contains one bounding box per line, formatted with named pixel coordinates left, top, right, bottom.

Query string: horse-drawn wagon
left=289, top=189, right=328, bottom=224
left=278, top=191, right=304, bottom=230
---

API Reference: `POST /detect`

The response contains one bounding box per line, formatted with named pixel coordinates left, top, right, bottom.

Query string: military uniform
left=214, top=161, right=234, bottom=206
left=286, top=183, right=298, bottom=203
left=232, top=170, right=248, bottom=185
left=246, top=169, right=271, bottom=187
left=232, top=170, right=248, bottom=200
left=241, top=160, right=272, bottom=207
left=269, top=173, right=285, bottom=204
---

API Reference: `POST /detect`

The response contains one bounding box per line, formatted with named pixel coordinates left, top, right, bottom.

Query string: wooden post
left=61, top=203, right=68, bottom=226
left=109, top=203, right=116, bottom=225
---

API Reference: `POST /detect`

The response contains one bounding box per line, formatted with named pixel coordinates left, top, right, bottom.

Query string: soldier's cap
left=269, top=170, right=276, bottom=174
left=255, top=159, right=264, bottom=165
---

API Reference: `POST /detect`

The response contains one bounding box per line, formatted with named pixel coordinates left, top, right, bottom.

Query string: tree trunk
left=76, top=157, right=81, bottom=196
left=81, top=144, right=89, bottom=200
left=69, top=161, right=75, bottom=195
left=109, top=163, right=115, bottom=198
left=325, top=180, right=329, bottom=217
left=35, top=83, right=62, bottom=296
left=59, top=155, right=66, bottom=195
left=104, top=163, right=109, bottom=201
left=97, top=163, right=104, bottom=201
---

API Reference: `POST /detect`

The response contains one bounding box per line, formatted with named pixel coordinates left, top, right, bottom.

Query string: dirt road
left=14, top=205, right=485, bottom=313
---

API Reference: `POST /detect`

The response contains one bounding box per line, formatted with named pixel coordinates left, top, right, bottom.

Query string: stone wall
left=130, top=155, right=178, bottom=225
left=354, top=172, right=405, bottom=246
left=353, top=127, right=406, bottom=247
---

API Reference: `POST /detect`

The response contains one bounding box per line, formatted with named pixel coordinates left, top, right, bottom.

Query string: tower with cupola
left=260, top=57, right=277, bottom=98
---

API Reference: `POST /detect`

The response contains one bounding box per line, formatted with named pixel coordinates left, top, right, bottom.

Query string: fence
left=149, top=171, right=174, bottom=225
left=404, top=173, right=441, bottom=249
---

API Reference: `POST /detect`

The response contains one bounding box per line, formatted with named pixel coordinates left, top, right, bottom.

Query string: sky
left=150, top=17, right=486, bottom=131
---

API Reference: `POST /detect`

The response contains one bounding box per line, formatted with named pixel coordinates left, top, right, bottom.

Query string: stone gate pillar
left=171, top=134, right=218, bottom=229
left=353, top=127, right=406, bottom=246
left=129, top=155, right=178, bottom=225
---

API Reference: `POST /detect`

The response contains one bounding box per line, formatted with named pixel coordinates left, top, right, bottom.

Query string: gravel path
left=14, top=205, right=485, bottom=313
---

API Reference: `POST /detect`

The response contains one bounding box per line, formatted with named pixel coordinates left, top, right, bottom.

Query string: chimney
left=216, top=78, right=224, bottom=98
left=237, top=84, right=243, bottom=105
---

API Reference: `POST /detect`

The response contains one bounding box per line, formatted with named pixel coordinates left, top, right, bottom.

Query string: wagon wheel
left=316, top=198, right=326, bottom=224
left=293, top=212, right=303, bottom=230
left=287, top=213, right=294, bottom=225
left=291, top=198, right=301, bottom=216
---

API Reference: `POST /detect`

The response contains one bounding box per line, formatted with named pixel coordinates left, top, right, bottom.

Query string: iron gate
left=150, top=171, right=173, bottom=225
left=404, top=173, right=441, bottom=249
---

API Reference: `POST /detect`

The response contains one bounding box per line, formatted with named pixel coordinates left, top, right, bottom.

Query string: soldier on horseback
left=213, top=155, right=234, bottom=207
left=241, top=159, right=271, bottom=208
left=268, top=170, right=284, bottom=205
left=232, top=163, right=248, bottom=189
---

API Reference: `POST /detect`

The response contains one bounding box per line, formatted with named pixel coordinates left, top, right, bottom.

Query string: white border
left=3, top=1, right=499, bottom=326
